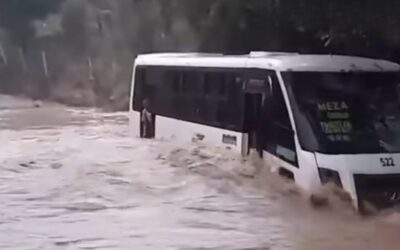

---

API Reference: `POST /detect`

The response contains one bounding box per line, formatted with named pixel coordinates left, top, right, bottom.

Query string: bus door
left=244, top=92, right=263, bottom=154
left=243, top=73, right=272, bottom=156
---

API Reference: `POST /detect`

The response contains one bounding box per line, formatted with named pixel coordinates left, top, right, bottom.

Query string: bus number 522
left=380, top=157, right=396, bottom=167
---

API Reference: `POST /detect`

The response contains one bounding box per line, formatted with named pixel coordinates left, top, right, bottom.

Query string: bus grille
left=354, top=174, right=400, bottom=211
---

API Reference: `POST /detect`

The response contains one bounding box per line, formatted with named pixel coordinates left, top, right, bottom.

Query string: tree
left=162, top=0, right=400, bottom=61
left=0, top=0, right=64, bottom=50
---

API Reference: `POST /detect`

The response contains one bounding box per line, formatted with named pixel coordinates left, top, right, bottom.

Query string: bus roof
left=135, top=52, right=400, bottom=72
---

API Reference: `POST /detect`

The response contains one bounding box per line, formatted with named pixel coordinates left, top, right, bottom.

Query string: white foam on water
left=1, top=97, right=400, bottom=250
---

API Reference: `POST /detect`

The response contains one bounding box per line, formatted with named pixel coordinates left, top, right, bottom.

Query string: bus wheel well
left=278, top=167, right=295, bottom=181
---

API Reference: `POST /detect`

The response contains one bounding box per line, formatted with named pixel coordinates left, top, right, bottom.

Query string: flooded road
left=1, top=95, right=400, bottom=250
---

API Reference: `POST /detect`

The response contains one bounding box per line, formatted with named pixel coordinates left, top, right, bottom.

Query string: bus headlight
left=318, top=168, right=343, bottom=188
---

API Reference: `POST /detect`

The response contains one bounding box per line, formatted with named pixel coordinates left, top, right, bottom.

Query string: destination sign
left=317, top=101, right=353, bottom=142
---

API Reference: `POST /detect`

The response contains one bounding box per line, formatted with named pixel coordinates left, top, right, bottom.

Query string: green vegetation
left=1, top=0, right=400, bottom=110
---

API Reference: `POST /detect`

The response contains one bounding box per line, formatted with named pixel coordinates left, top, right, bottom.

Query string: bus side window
left=185, top=70, right=205, bottom=121
left=170, top=71, right=184, bottom=118
left=135, top=66, right=245, bottom=133
left=205, top=72, right=225, bottom=96
left=144, top=67, right=165, bottom=114
left=217, top=73, right=239, bottom=129
left=181, top=71, right=198, bottom=120
left=167, top=71, right=181, bottom=93
left=265, top=74, right=298, bottom=167
left=202, top=72, right=220, bottom=126
left=132, top=67, right=145, bottom=111
left=203, top=74, right=211, bottom=95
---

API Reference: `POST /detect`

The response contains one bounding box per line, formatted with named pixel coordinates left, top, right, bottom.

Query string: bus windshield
left=283, top=71, right=400, bottom=154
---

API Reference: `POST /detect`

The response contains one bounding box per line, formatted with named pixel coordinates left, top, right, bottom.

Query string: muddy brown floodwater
left=1, top=95, right=400, bottom=250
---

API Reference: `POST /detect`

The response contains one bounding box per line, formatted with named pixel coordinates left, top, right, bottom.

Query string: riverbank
left=0, top=93, right=129, bottom=112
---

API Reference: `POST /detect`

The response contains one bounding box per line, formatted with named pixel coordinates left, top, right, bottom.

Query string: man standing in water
left=141, top=99, right=154, bottom=138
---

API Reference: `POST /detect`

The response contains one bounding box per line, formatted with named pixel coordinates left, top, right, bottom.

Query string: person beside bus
left=141, top=99, right=154, bottom=138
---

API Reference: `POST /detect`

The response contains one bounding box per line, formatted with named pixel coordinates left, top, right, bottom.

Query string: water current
left=1, top=95, right=400, bottom=250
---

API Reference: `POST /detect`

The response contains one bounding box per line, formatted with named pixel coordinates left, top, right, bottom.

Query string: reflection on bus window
left=283, top=72, right=400, bottom=154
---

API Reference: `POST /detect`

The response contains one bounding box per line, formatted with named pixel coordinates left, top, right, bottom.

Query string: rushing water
left=1, top=95, right=400, bottom=250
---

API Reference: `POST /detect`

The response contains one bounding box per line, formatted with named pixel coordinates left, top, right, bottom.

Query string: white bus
left=129, top=51, right=400, bottom=212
